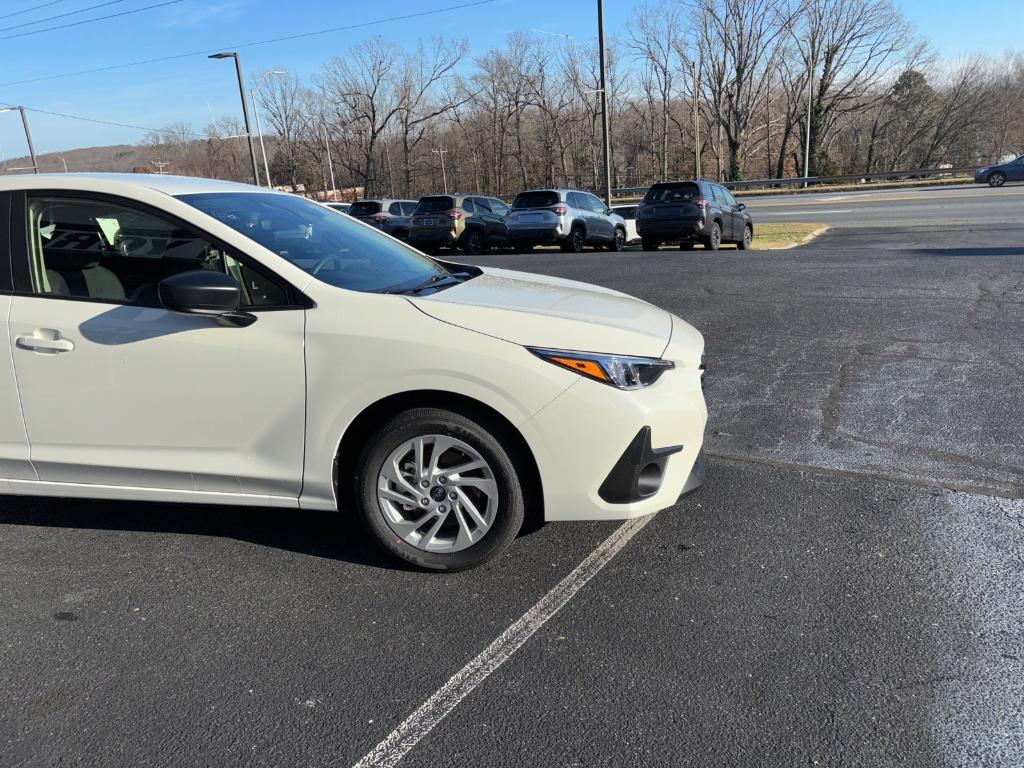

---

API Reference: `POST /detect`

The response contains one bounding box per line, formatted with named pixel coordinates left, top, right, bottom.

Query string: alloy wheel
left=989, top=173, right=1006, bottom=188
left=376, top=434, right=498, bottom=553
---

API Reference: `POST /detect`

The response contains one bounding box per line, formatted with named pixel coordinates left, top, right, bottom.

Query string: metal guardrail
left=611, top=166, right=977, bottom=198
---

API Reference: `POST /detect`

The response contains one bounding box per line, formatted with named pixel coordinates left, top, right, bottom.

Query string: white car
left=0, top=174, right=707, bottom=570
left=612, top=204, right=642, bottom=246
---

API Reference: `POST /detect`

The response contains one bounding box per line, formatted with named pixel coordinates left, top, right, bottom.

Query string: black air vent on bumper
left=598, top=427, right=683, bottom=504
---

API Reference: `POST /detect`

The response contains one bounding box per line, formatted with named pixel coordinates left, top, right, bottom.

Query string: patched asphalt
left=1, top=223, right=1022, bottom=767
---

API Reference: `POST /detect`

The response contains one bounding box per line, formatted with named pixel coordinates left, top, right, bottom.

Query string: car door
left=488, top=198, right=511, bottom=244
left=586, top=193, right=614, bottom=242
left=0, top=192, right=34, bottom=482
left=1009, top=156, right=1024, bottom=181
left=712, top=185, right=737, bottom=240
left=719, top=186, right=744, bottom=240
left=472, top=198, right=501, bottom=243
left=7, top=191, right=306, bottom=499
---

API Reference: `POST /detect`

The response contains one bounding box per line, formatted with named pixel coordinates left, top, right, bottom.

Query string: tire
left=355, top=407, right=525, bottom=571
left=703, top=221, right=722, bottom=251
left=988, top=172, right=1006, bottom=188
left=641, top=237, right=660, bottom=252
left=460, top=229, right=485, bottom=256
left=562, top=226, right=586, bottom=253
left=609, top=228, right=626, bottom=252
left=736, top=224, right=753, bottom=250
left=679, top=242, right=695, bottom=251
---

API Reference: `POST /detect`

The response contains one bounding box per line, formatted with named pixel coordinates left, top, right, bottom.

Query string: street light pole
left=596, top=0, right=612, bottom=206
left=322, top=121, right=337, bottom=200
left=803, top=56, right=813, bottom=187
left=252, top=70, right=285, bottom=188
left=1, top=106, right=38, bottom=174
left=209, top=52, right=260, bottom=185
left=692, top=60, right=701, bottom=178
left=432, top=148, right=448, bottom=194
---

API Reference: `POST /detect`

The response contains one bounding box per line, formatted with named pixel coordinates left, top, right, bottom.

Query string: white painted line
left=351, top=515, right=656, bottom=768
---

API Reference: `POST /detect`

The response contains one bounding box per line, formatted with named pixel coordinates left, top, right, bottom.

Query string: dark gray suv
left=637, top=180, right=753, bottom=251
left=506, top=188, right=626, bottom=253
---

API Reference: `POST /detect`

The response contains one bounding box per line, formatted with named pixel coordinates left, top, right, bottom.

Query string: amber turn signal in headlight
left=528, top=348, right=674, bottom=390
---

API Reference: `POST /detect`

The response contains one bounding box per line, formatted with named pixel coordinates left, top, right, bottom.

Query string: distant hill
left=1, top=143, right=153, bottom=174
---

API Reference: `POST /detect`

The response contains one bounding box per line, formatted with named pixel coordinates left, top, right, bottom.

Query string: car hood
left=409, top=267, right=673, bottom=358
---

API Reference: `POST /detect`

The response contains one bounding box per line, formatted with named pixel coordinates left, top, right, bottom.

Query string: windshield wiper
left=384, top=273, right=460, bottom=295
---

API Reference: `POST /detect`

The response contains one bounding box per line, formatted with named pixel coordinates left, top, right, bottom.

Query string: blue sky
left=0, top=0, right=1020, bottom=162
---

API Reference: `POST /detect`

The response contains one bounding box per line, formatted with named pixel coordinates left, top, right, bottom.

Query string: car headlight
left=528, top=347, right=674, bottom=389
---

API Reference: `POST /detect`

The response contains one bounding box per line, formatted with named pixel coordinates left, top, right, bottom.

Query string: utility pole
left=432, top=147, right=449, bottom=194
left=691, top=61, right=701, bottom=178
left=252, top=70, right=284, bottom=188
left=323, top=121, right=337, bottom=200
left=803, top=53, right=814, bottom=187
left=209, top=52, right=260, bottom=185
left=596, top=0, right=612, bottom=206
left=0, top=106, right=38, bottom=174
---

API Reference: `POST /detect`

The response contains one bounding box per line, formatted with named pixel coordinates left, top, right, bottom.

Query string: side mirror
left=158, top=270, right=257, bottom=328
left=737, top=202, right=747, bottom=211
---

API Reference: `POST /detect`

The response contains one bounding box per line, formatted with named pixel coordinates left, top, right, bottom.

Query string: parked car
left=506, top=188, right=627, bottom=253
left=325, top=202, right=351, bottom=214
left=408, top=194, right=511, bottom=255
left=637, top=180, right=753, bottom=251
left=0, top=173, right=707, bottom=571
left=611, top=204, right=642, bottom=246
left=974, top=156, right=1024, bottom=187
left=348, top=198, right=418, bottom=240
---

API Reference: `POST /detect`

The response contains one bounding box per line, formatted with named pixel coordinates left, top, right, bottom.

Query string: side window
left=588, top=194, right=609, bottom=214
left=566, top=192, right=582, bottom=209
left=388, top=202, right=403, bottom=215
left=720, top=187, right=738, bottom=207
left=473, top=198, right=492, bottom=213
left=489, top=199, right=510, bottom=216
left=401, top=202, right=418, bottom=216
left=25, top=196, right=290, bottom=309
left=462, top=198, right=476, bottom=213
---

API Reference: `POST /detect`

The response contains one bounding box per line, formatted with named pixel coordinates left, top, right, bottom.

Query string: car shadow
left=0, top=495, right=406, bottom=570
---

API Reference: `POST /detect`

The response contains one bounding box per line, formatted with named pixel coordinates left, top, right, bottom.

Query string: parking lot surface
left=2, top=222, right=1022, bottom=767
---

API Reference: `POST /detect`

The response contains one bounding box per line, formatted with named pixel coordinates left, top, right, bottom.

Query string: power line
left=0, top=0, right=127, bottom=33
left=0, top=0, right=183, bottom=41
left=0, top=1, right=70, bottom=22
left=0, top=0, right=497, bottom=87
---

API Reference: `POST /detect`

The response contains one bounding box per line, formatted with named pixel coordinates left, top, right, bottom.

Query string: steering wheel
left=310, top=255, right=339, bottom=276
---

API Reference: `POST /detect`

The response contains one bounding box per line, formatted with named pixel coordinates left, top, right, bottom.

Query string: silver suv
left=506, top=188, right=626, bottom=253
left=348, top=198, right=419, bottom=241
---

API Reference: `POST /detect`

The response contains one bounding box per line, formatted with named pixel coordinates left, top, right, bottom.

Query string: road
left=1, top=223, right=1022, bottom=767
left=741, top=182, right=1024, bottom=227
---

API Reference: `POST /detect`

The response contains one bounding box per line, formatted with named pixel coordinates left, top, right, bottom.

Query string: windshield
left=178, top=192, right=447, bottom=294
left=415, top=196, right=456, bottom=213
left=512, top=191, right=559, bottom=209
left=644, top=183, right=701, bottom=203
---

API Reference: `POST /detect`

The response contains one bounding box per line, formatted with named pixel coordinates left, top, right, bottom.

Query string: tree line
left=142, top=0, right=1024, bottom=198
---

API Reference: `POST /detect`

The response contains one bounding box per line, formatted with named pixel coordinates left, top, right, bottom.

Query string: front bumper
left=520, top=341, right=707, bottom=522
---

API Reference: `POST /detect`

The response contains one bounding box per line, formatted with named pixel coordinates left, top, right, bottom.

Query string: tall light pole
left=691, top=61, right=701, bottom=178
left=209, top=52, right=260, bottom=185
left=252, top=70, right=285, bottom=188
left=596, top=0, right=612, bottom=206
left=803, top=52, right=814, bottom=186
left=432, top=148, right=449, bottom=194
left=302, top=113, right=336, bottom=200
left=0, top=106, right=38, bottom=174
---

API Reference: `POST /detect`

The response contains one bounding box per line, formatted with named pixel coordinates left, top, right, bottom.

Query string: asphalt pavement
left=1, top=222, right=1022, bottom=767
left=741, top=182, right=1024, bottom=228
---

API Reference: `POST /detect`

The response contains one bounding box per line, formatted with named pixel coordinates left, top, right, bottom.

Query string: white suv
left=0, top=174, right=706, bottom=570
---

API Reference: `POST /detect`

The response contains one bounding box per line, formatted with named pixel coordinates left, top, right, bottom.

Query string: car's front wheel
left=609, top=228, right=626, bottom=252
left=736, top=224, right=753, bottom=250
left=355, top=407, right=525, bottom=571
left=988, top=172, right=1006, bottom=187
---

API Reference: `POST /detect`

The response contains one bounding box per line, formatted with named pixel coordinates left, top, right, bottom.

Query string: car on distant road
left=348, top=198, right=418, bottom=240
left=408, top=194, right=511, bottom=255
left=611, top=204, right=642, bottom=246
left=506, top=188, right=627, bottom=253
left=637, top=180, right=753, bottom=251
left=0, top=173, right=707, bottom=571
left=974, top=156, right=1024, bottom=187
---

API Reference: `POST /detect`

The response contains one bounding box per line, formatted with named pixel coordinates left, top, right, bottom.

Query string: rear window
left=613, top=206, right=638, bottom=219
left=415, top=196, right=455, bottom=214
left=644, top=183, right=701, bottom=204
left=512, top=191, right=559, bottom=209
left=349, top=201, right=381, bottom=217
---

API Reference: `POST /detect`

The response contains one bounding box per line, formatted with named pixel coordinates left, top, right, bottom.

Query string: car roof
left=0, top=172, right=275, bottom=197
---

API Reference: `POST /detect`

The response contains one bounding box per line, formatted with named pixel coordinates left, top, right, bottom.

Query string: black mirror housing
left=159, top=270, right=254, bottom=326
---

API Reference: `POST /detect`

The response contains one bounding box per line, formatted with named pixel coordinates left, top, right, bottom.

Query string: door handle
left=15, top=330, right=75, bottom=354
